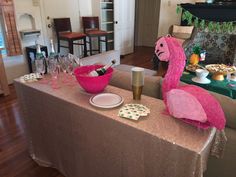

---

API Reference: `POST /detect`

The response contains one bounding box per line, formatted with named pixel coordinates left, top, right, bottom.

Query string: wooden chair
left=53, top=18, right=87, bottom=56
left=82, top=16, right=108, bottom=55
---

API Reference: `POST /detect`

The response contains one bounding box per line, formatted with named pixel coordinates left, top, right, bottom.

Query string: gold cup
left=131, top=67, right=144, bottom=100
left=132, top=85, right=143, bottom=100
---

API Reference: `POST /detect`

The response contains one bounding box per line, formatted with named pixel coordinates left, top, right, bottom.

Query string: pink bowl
left=74, top=65, right=113, bottom=93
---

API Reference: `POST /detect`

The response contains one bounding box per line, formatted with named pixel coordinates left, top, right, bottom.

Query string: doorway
left=134, top=0, right=161, bottom=47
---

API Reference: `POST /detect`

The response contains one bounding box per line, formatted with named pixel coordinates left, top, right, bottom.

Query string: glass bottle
left=89, top=60, right=116, bottom=76
left=35, top=41, right=46, bottom=75
left=49, top=39, right=56, bottom=58
left=35, top=43, right=44, bottom=60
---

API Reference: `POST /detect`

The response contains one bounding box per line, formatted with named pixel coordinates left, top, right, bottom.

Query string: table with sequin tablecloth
left=15, top=79, right=217, bottom=177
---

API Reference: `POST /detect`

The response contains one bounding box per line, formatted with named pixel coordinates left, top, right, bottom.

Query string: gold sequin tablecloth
left=15, top=79, right=216, bottom=177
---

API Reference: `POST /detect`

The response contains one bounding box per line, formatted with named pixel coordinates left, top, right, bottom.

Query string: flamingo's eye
left=160, top=43, right=163, bottom=47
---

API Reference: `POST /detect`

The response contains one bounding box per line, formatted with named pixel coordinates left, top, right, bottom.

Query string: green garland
left=176, top=5, right=236, bottom=33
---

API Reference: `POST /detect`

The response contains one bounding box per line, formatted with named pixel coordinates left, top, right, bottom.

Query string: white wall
left=79, top=0, right=92, bottom=17
left=3, top=55, right=28, bottom=84
left=158, top=0, right=197, bottom=37
left=3, top=0, right=43, bottom=84
left=4, top=0, right=93, bottom=84
left=15, top=0, right=45, bottom=46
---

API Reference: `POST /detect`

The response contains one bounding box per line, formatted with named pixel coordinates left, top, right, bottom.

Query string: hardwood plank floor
left=121, top=46, right=154, bottom=69
left=0, top=47, right=153, bottom=177
left=0, top=86, right=65, bottom=177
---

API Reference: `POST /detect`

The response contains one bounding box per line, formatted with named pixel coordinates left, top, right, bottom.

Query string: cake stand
left=205, top=64, right=236, bottom=81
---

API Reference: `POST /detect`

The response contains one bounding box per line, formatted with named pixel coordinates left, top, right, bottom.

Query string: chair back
left=53, top=18, right=72, bottom=36
left=82, top=16, right=100, bottom=32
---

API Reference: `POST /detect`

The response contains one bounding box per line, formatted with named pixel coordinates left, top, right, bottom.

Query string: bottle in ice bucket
left=89, top=60, right=116, bottom=76
left=35, top=42, right=44, bottom=60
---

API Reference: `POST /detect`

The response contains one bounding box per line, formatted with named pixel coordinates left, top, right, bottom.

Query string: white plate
left=89, top=93, right=124, bottom=108
left=192, top=77, right=211, bottom=84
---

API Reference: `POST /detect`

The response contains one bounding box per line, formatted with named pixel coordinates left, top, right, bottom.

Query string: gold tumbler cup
left=131, top=67, right=144, bottom=100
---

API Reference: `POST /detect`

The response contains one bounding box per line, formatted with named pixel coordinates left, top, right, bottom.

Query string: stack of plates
left=89, top=93, right=124, bottom=108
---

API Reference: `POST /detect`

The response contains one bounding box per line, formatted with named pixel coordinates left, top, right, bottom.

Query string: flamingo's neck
left=162, top=57, right=185, bottom=102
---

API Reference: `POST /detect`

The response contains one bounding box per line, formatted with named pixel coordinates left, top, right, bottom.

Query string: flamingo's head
left=155, top=37, right=170, bottom=62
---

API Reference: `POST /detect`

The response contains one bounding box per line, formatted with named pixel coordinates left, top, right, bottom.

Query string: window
left=0, top=15, right=7, bottom=56
left=0, top=0, right=22, bottom=56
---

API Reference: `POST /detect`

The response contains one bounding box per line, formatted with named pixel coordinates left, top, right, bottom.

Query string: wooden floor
left=121, top=46, right=154, bottom=69
left=0, top=47, right=154, bottom=177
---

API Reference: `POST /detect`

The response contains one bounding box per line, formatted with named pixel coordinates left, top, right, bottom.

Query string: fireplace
left=180, top=3, right=236, bottom=25
left=180, top=3, right=236, bottom=65
left=214, top=0, right=236, bottom=3
left=184, top=30, right=236, bottom=65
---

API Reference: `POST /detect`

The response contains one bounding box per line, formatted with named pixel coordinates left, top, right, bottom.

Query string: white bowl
left=195, top=69, right=209, bottom=79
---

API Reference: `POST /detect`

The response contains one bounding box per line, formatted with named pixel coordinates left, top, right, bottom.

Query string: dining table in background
left=15, top=78, right=218, bottom=177
left=181, top=72, right=236, bottom=99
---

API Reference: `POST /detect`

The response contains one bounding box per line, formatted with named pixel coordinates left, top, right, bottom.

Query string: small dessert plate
left=192, top=77, right=211, bottom=84
left=89, top=93, right=124, bottom=108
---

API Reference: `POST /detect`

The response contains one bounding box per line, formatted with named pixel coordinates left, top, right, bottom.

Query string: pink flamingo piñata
left=155, top=36, right=226, bottom=130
